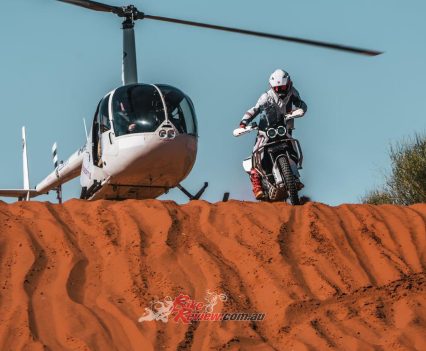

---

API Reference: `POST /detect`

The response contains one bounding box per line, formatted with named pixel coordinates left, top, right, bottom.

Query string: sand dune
left=0, top=200, right=425, bottom=350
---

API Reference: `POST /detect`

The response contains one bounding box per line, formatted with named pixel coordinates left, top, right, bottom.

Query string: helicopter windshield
left=158, top=85, right=198, bottom=136
left=112, top=84, right=166, bottom=136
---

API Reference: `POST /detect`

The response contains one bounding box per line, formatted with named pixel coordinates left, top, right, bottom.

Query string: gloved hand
left=239, top=122, right=247, bottom=129
left=286, top=108, right=304, bottom=120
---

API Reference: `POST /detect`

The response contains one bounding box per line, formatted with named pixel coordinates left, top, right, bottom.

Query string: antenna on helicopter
left=83, top=118, right=89, bottom=142
left=56, top=0, right=383, bottom=80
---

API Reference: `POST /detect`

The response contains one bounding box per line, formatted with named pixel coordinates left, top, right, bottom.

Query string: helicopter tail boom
left=35, top=148, right=84, bottom=195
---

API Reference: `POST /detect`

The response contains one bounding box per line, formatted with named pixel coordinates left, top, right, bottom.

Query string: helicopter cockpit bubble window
left=158, top=85, right=198, bottom=136
left=111, top=84, right=166, bottom=136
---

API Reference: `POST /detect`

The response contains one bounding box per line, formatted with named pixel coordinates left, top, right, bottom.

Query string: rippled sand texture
left=0, top=200, right=425, bottom=351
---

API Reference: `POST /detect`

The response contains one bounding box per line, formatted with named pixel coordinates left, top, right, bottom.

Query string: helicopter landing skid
left=177, top=182, right=208, bottom=201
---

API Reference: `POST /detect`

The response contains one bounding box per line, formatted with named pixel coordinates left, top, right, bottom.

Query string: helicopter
left=0, top=0, right=382, bottom=203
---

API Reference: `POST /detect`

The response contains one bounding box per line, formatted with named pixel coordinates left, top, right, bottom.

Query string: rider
left=239, top=69, right=307, bottom=199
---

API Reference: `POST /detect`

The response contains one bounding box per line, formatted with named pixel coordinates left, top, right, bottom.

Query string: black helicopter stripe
left=52, top=146, right=58, bottom=168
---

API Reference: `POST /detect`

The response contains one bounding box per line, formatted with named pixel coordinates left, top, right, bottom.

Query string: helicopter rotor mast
left=57, top=0, right=383, bottom=84
left=121, top=6, right=139, bottom=85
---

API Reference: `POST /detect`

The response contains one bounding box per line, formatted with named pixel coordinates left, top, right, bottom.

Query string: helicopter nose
left=104, top=133, right=197, bottom=187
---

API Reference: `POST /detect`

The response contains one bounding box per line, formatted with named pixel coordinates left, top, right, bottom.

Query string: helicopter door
left=92, top=95, right=112, bottom=167
left=92, top=101, right=102, bottom=167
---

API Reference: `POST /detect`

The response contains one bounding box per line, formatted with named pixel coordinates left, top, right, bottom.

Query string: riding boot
left=296, top=178, right=305, bottom=190
left=250, top=169, right=263, bottom=199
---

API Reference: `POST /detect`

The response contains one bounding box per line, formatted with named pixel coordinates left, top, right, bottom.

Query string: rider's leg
left=250, top=168, right=263, bottom=199
left=250, top=136, right=264, bottom=199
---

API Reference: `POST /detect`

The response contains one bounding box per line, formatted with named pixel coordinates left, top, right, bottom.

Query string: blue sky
left=0, top=0, right=425, bottom=204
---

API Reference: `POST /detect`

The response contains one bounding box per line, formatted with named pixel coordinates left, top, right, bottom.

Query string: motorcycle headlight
left=159, top=129, right=167, bottom=138
left=277, top=126, right=287, bottom=136
left=267, top=128, right=277, bottom=138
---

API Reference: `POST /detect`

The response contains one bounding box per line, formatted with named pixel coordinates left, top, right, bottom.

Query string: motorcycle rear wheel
left=278, top=157, right=300, bottom=205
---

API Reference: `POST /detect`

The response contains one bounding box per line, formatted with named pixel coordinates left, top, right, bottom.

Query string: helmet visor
left=274, top=85, right=290, bottom=94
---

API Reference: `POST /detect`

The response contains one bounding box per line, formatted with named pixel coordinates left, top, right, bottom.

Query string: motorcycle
left=233, top=113, right=303, bottom=205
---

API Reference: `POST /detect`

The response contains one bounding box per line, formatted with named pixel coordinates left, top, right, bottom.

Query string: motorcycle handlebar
left=233, top=113, right=295, bottom=137
left=233, top=124, right=259, bottom=137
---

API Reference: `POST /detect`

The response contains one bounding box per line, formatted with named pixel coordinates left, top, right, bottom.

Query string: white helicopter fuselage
left=83, top=129, right=197, bottom=200
left=34, top=83, right=198, bottom=200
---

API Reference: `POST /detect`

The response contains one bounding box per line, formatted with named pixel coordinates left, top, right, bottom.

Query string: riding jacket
left=240, top=87, right=307, bottom=131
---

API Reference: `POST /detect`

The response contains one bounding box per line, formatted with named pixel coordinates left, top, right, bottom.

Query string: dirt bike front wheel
left=278, top=156, right=300, bottom=205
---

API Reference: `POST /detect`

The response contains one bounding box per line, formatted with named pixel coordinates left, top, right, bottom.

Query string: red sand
left=0, top=200, right=425, bottom=350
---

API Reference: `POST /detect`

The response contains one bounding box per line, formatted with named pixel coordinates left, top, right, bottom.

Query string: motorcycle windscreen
left=111, top=84, right=166, bottom=136
left=258, top=104, right=282, bottom=130
left=157, top=84, right=198, bottom=136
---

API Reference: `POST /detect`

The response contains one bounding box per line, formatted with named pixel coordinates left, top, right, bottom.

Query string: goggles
left=274, top=85, right=290, bottom=94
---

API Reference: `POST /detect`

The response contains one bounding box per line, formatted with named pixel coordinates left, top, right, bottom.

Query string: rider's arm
left=240, top=93, right=268, bottom=126
left=290, top=88, right=307, bottom=118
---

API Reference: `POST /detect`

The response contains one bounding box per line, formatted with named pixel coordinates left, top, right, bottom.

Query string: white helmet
left=269, top=69, right=292, bottom=95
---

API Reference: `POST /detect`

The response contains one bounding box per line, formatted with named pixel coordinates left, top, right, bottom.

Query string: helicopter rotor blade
left=143, top=14, right=382, bottom=56
left=56, top=0, right=122, bottom=15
